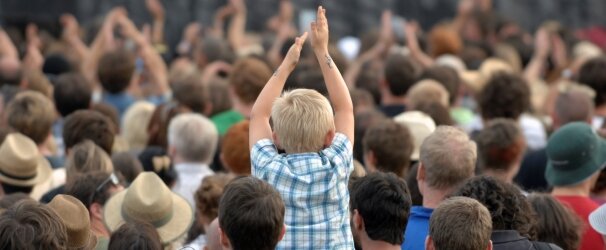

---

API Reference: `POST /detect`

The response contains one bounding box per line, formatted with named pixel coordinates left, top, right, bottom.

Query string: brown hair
left=146, top=102, right=188, bottom=149
left=229, top=57, right=272, bottom=104
left=476, top=118, right=526, bottom=172
left=63, top=110, right=116, bottom=154
left=578, top=56, right=606, bottom=106
left=194, top=173, right=235, bottom=222
left=429, top=197, right=492, bottom=250
left=5, top=91, right=56, bottom=144
left=413, top=101, right=455, bottom=126
left=172, top=72, right=210, bottom=114
left=98, top=49, right=135, bottom=94
left=221, top=121, right=251, bottom=175
left=65, top=140, right=114, bottom=183
left=0, top=199, right=68, bottom=249
left=528, top=193, right=582, bottom=250
left=90, top=103, right=120, bottom=133
left=479, top=73, right=530, bottom=120
left=384, top=54, right=419, bottom=97
left=419, top=65, right=461, bottom=105
left=53, top=73, right=92, bottom=117
left=208, top=78, right=232, bottom=116
left=108, top=220, right=162, bottom=250
left=363, top=120, right=414, bottom=177
left=23, top=69, right=53, bottom=98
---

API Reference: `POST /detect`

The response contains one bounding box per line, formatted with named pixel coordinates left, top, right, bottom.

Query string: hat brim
left=103, top=189, right=193, bottom=244
left=546, top=137, right=606, bottom=186
left=0, top=156, right=52, bottom=187
left=84, top=232, right=98, bottom=250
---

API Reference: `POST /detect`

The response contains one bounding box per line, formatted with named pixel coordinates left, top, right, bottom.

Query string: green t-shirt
left=211, top=110, right=245, bottom=135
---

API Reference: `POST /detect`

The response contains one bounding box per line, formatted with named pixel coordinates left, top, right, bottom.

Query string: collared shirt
left=172, top=162, right=214, bottom=207
left=251, top=133, right=354, bottom=250
left=402, top=206, right=433, bottom=250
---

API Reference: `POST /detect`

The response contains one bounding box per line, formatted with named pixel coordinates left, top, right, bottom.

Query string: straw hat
left=48, top=195, right=97, bottom=249
left=103, top=172, right=193, bottom=244
left=0, top=133, right=52, bottom=186
left=393, top=111, right=437, bottom=160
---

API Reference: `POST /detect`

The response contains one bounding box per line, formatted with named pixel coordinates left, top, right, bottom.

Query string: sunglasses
left=88, top=173, right=120, bottom=206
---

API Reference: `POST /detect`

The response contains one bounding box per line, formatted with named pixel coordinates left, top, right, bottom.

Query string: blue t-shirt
left=402, top=206, right=434, bottom=250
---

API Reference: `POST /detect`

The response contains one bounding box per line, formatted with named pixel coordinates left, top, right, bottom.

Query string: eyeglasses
left=88, top=173, right=120, bottom=206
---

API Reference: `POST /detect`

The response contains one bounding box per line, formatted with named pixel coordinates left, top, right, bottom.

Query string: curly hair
left=452, top=176, right=537, bottom=239
left=479, top=73, right=530, bottom=120
left=194, top=173, right=236, bottom=221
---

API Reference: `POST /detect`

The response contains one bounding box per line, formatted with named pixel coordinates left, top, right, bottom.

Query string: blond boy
left=249, top=6, right=355, bottom=249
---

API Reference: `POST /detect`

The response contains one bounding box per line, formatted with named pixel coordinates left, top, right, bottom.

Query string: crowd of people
left=0, top=0, right=605, bottom=249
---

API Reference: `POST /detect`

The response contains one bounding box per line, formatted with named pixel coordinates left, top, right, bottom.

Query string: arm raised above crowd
left=249, top=32, right=308, bottom=150
left=311, top=6, right=354, bottom=143
left=83, top=8, right=123, bottom=86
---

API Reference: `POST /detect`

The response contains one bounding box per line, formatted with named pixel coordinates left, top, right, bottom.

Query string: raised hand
left=282, top=32, right=308, bottom=71
left=310, top=6, right=328, bottom=53
left=146, top=0, right=165, bottom=20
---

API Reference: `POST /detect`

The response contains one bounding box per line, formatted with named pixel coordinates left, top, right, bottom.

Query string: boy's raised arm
left=249, top=32, right=308, bottom=150
left=311, top=6, right=354, bottom=143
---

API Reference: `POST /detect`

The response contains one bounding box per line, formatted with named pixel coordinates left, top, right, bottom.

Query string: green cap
left=545, top=122, right=606, bottom=186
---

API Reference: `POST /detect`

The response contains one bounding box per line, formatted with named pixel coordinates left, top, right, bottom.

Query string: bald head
left=204, top=218, right=222, bottom=250
left=554, top=90, right=594, bottom=129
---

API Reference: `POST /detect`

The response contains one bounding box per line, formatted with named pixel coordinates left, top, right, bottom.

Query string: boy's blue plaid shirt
left=252, top=133, right=355, bottom=250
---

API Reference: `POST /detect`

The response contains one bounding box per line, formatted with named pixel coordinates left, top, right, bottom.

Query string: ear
left=272, top=131, right=281, bottom=149
left=278, top=224, right=287, bottom=241
left=364, top=150, right=377, bottom=172
left=324, top=129, right=335, bottom=148
left=219, top=227, right=231, bottom=249
left=417, top=162, right=426, bottom=182
left=204, top=102, right=213, bottom=117
left=353, top=209, right=364, bottom=231
left=487, top=240, right=493, bottom=250
left=425, top=236, right=435, bottom=250
left=90, top=203, right=104, bottom=221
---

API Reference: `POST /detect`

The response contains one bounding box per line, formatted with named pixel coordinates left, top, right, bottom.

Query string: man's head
left=363, top=120, right=414, bottom=177
left=350, top=172, right=412, bottom=247
left=194, top=36, right=233, bottom=70
left=63, top=110, right=115, bottom=154
left=108, top=220, right=162, bottom=250
left=53, top=73, right=92, bottom=117
left=167, top=113, right=218, bottom=163
left=577, top=56, right=606, bottom=107
left=5, top=91, right=56, bottom=145
left=229, top=57, right=272, bottom=105
left=221, top=121, right=251, bottom=175
left=476, top=118, right=526, bottom=178
left=383, top=54, right=418, bottom=97
left=479, top=73, right=530, bottom=121
left=65, top=140, right=114, bottom=182
left=406, top=79, right=450, bottom=109
left=195, top=173, right=235, bottom=225
left=453, top=176, right=537, bottom=239
left=0, top=199, right=68, bottom=249
left=272, top=89, right=335, bottom=153
left=426, top=197, right=492, bottom=250
left=97, top=49, right=135, bottom=94
left=418, top=126, right=476, bottom=193
left=553, top=88, right=594, bottom=129
left=219, top=177, right=285, bottom=250
left=172, top=73, right=211, bottom=115
left=420, top=65, right=461, bottom=105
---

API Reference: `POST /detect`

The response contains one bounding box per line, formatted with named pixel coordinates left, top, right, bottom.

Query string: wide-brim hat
left=0, top=133, right=52, bottom=186
left=545, top=122, right=606, bottom=186
left=103, top=172, right=193, bottom=244
left=48, top=194, right=97, bottom=249
left=393, top=111, right=437, bottom=160
left=589, top=204, right=606, bottom=235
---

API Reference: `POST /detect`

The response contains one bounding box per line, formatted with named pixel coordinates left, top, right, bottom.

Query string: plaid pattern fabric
left=252, top=133, right=355, bottom=250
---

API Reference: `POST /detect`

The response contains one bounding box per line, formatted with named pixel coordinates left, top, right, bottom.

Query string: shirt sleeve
left=322, top=133, right=354, bottom=173
left=250, top=139, right=279, bottom=176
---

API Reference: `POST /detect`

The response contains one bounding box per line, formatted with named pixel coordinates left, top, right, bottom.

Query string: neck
left=381, top=91, right=407, bottom=106
left=37, top=144, right=53, bottom=157
left=360, top=235, right=401, bottom=250
left=421, top=187, right=450, bottom=209
left=232, top=98, right=252, bottom=118
left=552, top=184, right=592, bottom=197
left=91, top=218, right=110, bottom=238
left=483, top=169, right=516, bottom=184
left=595, top=105, right=606, bottom=117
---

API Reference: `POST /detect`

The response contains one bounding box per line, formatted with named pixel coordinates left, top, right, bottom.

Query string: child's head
left=272, top=89, right=335, bottom=153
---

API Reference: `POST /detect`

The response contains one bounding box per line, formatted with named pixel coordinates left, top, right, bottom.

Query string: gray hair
left=420, top=126, right=477, bottom=189
left=168, top=113, right=218, bottom=163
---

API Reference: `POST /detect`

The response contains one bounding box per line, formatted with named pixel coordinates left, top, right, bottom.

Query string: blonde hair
left=122, top=101, right=156, bottom=150
left=407, top=80, right=450, bottom=109
left=271, top=89, right=334, bottom=153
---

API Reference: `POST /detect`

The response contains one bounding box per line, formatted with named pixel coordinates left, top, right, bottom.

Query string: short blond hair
left=407, top=80, right=450, bottom=109
left=272, top=89, right=334, bottom=153
left=122, top=101, right=155, bottom=150
left=6, top=91, right=56, bottom=144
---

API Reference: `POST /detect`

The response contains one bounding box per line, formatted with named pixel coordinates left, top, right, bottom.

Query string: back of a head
left=429, top=197, right=492, bottom=250
left=112, top=152, right=143, bottom=185
left=349, top=172, right=411, bottom=245
left=363, top=120, right=414, bottom=177
left=221, top=121, right=251, bottom=175
left=122, top=101, right=156, bottom=150
left=428, top=24, right=463, bottom=58
left=65, top=172, right=115, bottom=210
left=406, top=79, right=450, bottom=109
left=413, top=101, right=454, bottom=126
left=420, top=126, right=476, bottom=190
left=168, top=113, right=218, bottom=163
left=219, top=177, right=285, bottom=250
left=527, top=193, right=582, bottom=250
left=98, top=49, right=135, bottom=94
left=577, top=56, right=606, bottom=107
left=197, top=36, right=234, bottom=66
left=272, top=89, right=334, bottom=153
left=479, top=72, right=530, bottom=120
left=63, top=110, right=116, bottom=154
left=172, top=73, right=210, bottom=114
left=5, top=90, right=56, bottom=144
left=108, top=220, right=162, bottom=250
left=384, top=54, right=418, bottom=97
left=453, top=176, right=537, bottom=239
left=0, top=199, right=68, bottom=249
left=53, top=72, right=92, bottom=117
left=195, top=173, right=236, bottom=223
left=229, top=57, right=272, bottom=105
left=554, top=89, right=594, bottom=126
left=420, top=65, right=461, bottom=105
left=137, top=146, right=177, bottom=187
left=476, top=118, right=526, bottom=173
left=65, top=140, right=114, bottom=182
